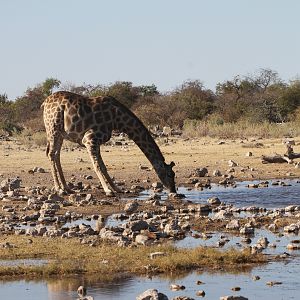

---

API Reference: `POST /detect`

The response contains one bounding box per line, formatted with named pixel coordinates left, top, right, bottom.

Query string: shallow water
left=1, top=258, right=300, bottom=300
left=2, top=180, right=300, bottom=299
left=139, top=179, right=300, bottom=208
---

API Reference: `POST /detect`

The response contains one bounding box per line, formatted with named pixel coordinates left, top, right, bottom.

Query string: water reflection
left=1, top=260, right=300, bottom=300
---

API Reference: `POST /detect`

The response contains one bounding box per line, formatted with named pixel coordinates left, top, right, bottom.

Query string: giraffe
left=42, top=91, right=176, bottom=196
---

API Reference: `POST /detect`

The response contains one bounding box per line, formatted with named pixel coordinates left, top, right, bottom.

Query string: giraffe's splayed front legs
left=84, top=141, right=121, bottom=196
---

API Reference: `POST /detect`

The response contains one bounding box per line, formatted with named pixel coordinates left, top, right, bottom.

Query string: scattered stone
left=284, top=224, right=299, bottom=233
left=172, top=297, right=194, bottom=300
left=213, top=169, right=222, bottom=176
left=170, top=284, right=185, bottom=291
left=286, top=243, right=300, bottom=250
left=191, top=168, right=208, bottom=177
left=220, top=296, right=248, bottom=300
left=252, top=275, right=260, bottom=281
left=226, top=220, right=240, bottom=230
left=152, top=182, right=164, bottom=189
left=266, top=281, right=282, bottom=286
left=240, top=226, right=254, bottom=235
left=124, top=201, right=139, bottom=214
left=195, top=290, right=205, bottom=297
left=207, top=197, right=221, bottom=206
left=228, top=160, right=238, bottom=167
left=136, top=289, right=168, bottom=300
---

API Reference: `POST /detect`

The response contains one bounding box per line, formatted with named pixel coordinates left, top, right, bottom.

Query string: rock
left=77, top=285, right=94, bottom=300
left=252, top=275, right=260, bottom=281
left=33, top=167, right=46, bottom=173
left=129, top=220, right=149, bottom=232
left=172, top=297, right=194, bottom=300
left=228, top=160, right=238, bottom=167
left=256, top=237, right=269, bottom=248
left=245, top=152, right=253, bottom=157
left=284, top=224, right=299, bottom=233
left=95, top=217, right=105, bottom=232
left=286, top=243, right=300, bottom=250
left=213, top=169, right=222, bottom=176
left=266, top=281, right=282, bottom=286
left=136, top=289, right=169, bottom=300
left=268, top=223, right=278, bottom=231
left=247, top=184, right=258, bottom=188
left=124, top=201, right=139, bottom=214
left=135, top=234, right=150, bottom=245
left=170, top=284, right=185, bottom=291
left=163, top=126, right=172, bottom=136
left=0, top=177, right=21, bottom=192
left=152, top=182, right=164, bottom=189
left=285, top=205, right=299, bottom=212
left=220, top=296, right=248, bottom=300
left=213, top=210, right=233, bottom=220
left=226, top=220, right=240, bottom=230
left=240, top=226, right=254, bottom=235
left=192, top=168, right=208, bottom=177
left=196, top=290, right=205, bottom=297
left=207, top=197, right=221, bottom=206
left=77, top=286, right=86, bottom=297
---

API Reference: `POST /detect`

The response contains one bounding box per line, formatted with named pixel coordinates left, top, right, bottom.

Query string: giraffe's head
left=156, top=161, right=176, bottom=193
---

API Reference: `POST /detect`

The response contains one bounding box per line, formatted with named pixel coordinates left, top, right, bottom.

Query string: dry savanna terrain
left=1, top=136, right=300, bottom=190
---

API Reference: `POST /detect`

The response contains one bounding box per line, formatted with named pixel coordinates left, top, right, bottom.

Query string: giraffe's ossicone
left=42, top=91, right=176, bottom=195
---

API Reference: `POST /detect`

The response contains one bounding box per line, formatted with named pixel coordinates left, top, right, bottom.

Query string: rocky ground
left=1, top=136, right=300, bottom=300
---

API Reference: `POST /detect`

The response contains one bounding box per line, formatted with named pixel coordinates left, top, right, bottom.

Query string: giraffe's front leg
left=83, top=141, right=116, bottom=196
left=97, top=153, right=123, bottom=194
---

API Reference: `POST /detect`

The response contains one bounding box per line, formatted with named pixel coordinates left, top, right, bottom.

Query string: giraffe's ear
left=170, top=161, right=175, bottom=168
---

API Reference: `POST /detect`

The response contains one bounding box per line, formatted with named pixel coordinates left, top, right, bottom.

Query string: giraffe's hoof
left=59, top=188, right=74, bottom=195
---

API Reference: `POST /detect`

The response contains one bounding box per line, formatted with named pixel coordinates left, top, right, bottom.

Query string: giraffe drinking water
left=42, top=91, right=176, bottom=195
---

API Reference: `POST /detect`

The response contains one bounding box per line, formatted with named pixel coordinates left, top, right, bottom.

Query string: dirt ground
left=1, top=136, right=300, bottom=191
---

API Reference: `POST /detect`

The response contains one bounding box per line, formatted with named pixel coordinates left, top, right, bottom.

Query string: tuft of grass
left=0, top=236, right=266, bottom=279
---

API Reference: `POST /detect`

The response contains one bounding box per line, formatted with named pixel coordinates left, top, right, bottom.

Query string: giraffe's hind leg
left=83, top=139, right=121, bottom=196
left=47, top=136, right=72, bottom=193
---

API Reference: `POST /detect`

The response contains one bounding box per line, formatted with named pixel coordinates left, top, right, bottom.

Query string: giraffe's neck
left=114, top=105, right=165, bottom=169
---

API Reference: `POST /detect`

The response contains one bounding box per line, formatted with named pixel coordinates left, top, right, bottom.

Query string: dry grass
left=183, top=119, right=300, bottom=139
left=16, top=130, right=47, bottom=147
left=0, top=236, right=265, bottom=279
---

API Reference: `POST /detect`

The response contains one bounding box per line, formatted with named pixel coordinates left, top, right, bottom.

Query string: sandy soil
left=1, top=136, right=300, bottom=191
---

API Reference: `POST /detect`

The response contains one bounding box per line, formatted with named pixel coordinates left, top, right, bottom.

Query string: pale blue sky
left=1, top=0, right=300, bottom=99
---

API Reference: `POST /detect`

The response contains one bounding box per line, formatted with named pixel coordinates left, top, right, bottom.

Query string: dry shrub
left=17, top=129, right=47, bottom=147
left=183, top=118, right=300, bottom=139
